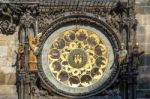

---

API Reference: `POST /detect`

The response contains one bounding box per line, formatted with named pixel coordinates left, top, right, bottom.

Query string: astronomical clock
left=0, top=0, right=142, bottom=99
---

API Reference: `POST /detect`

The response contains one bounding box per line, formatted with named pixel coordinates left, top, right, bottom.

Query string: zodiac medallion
left=68, top=49, right=87, bottom=68
left=48, top=28, right=108, bottom=88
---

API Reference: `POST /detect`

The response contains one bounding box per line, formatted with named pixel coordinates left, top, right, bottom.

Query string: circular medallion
left=38, top=15, right=120, bottom=98
left=47, top=28, right=109, bottom=88
left=68, top=49, right=87, bottom=68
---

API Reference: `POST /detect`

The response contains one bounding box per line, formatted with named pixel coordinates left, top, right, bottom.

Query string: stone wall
left=0, top=30, right=18, bottom=98
left=136, top=0, right=150, bottom=98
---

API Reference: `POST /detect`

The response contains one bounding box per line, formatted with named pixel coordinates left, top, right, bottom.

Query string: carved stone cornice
left=0, top=0, right=132, bottom=35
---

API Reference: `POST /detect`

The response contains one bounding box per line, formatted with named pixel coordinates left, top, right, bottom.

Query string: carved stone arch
left=18, top=24, right=26, bottom=44
left=27, top=23, right=36, bottom=40
left=30, top=23, right=36, bottom=37
left=18, top=19, right=36, bottom=45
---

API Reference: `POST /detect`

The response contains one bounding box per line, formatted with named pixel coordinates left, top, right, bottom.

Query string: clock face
left=40, top=25, right=116, bottom=96
left=47, top=28, right=109, bottom=88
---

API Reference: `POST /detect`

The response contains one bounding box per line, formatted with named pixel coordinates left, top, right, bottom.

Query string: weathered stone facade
left=0, top=0, right=149, bottom=99
left=136, top=1, right=150, bottom=98
left=0, top=31, right=18, bottom=97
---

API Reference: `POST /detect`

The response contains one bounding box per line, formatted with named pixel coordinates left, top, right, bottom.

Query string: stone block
left=144, top=44, right=150, bottom=54
left=0, top=85, right=17, bottom=95
left=0, top=66, right=16, bottom=74
left=136, top=0, right=149, bottom=3
left=144, top=6, right=150, bottom=14
left=136, top=5, right=150, bottom=14
left=136, top=89, right=150, bottom=98
left=136, top=25, right=145, bottom=35
left=139, top=66, right=150, bottom=73
left=139, top=55, right=150, bottom=65
left=0, top=66, right=16, bottom=85
left=5, top=73, right=16, bottom=85
left=145, top=25, right=150, bottom=35
left=143, top=54, right=150, bottom=66
left=0, top=46, right=8, bottom=67
left=0, top=72, right=16, bottom=85
left=0, top=95, right=18, bottom=99
left=136, top=6, right=145, bottom=14
left=143, top=15, right=150, bottom=25
left=136, top=34, right=145, bottom=43
left=0, top=73, right=5, bottom=85
left=136, top=14, right=145, bottom=26
left=137, top=74, right=150, bottom=89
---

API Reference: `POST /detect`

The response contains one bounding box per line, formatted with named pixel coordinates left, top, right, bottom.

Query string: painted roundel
left=48, top=28, right=109, bottom=87
left=39, top=16, right=120, bottom=97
